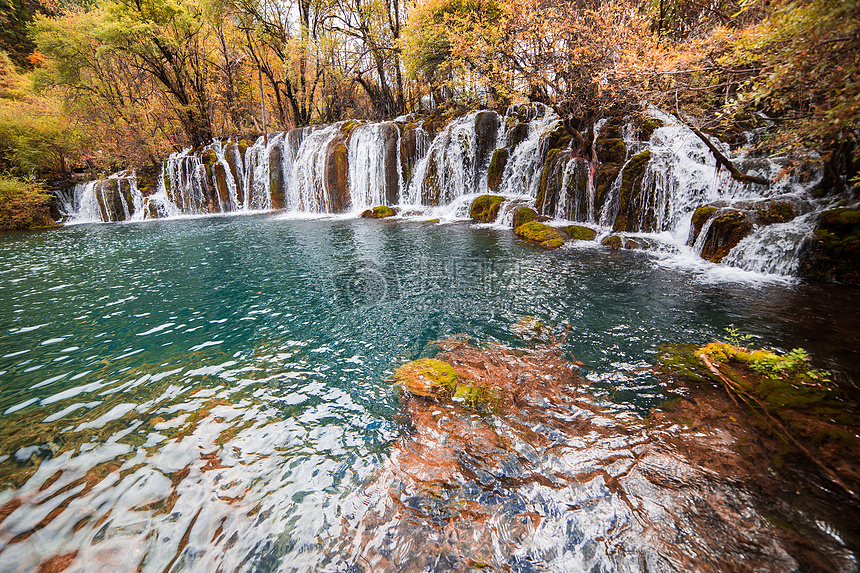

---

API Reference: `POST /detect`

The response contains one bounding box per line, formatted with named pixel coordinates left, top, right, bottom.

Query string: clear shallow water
left=0, top=215, right=858, bottom=572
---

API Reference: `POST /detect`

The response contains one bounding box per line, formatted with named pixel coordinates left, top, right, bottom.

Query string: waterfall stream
left=54, top=105, right=840, bottom=280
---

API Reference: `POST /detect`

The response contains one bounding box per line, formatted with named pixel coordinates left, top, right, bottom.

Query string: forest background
left=0, top=0, right=857, bottom=230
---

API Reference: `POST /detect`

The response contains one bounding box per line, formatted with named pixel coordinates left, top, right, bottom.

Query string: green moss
left=512, top=206, right=537, bottom=228
left=469, top=194, right=506, bottom=222
left=487, top=148, right=509, bottom=192
left=238, top=139, right=249, bottom=158
left=561, top=224, right=597, bottom=241
left=656, top=344, right=720, bottom=383
left=394, top=358, right=459, bottom=399
left=543, top=126, right=571, bottom=152
left=613, top=150, right=652, bottom=232
left=372, top=205, right=396, bottom=218
left=393, top=358, right=497, bottom=410
left=595, top=138, right=626, bottom=165
left=341, top=120, right=361, bottom=138
left=601, top=235, right=624, bottom=250
left=700, top=210, right=752, bottom=263
left=636, top=117, right=664, bottom=141
left=515, top=221, right=565, bottom=249
left=690, top=205, right=718, bottom=242
left=757, top=201, right=796, bottom=225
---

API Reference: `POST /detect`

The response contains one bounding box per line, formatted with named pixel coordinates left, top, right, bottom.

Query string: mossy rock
left=470, top=194, right=506, bottom=222
left=487, top=148, right=509, bottom=192
left=542, top=126, right=571, bottom=153
left=393, top=358, right=496, bottom=409
left=613, top=150, right=652, bottom=232
left=700, top=210, right=752, bottom=263
left=507, top=122, right=530, bottom=152
left=360, top=205, right=396, bottom=219
left=394, top=358, right=458, bottom=399
left=597, top=117, right=624, bottom=141
left=594, top=165, right=620, bottom=212
left=560, top=224, right=596, bottom=241
left=690, top=205, right=718, bottom=243
left=600, top=235, right=650, bottom=250
left=515, top=221, right=565, bottom=249
left=325, top=135, right=351, bottom=213
left=757, top=201, right=797, bottom=225
left=601, top=235, right=624, bottom=250
left=512, top=206, right=537, bottom=228
left=238, top=139, right=249, bottom=158
left=635, top=116, right=664, bottom=141
left=595, top=138, right=626, bottom=165
left=268, top=144, right=285, bottom=209
left=800, top=207, right=860, bottom=285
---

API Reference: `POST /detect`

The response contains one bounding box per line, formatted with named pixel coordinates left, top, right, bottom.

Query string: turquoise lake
left=0, top=214, right=858, bottom=572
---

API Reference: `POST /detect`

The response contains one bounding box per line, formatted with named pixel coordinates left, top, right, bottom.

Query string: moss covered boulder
left=515, top=221, right=565, bottom=249
left=689, top=205, right=719, bottom=244
left=800, top=207, right=860, bottom=285
left=634, top=116, right=664, bottom=141
left=507, top=121, right=530, bottom=153
left=699, top=209, right=752, bottom=263
left=595, top=136, right=626, bottom=165
left=535, top=148, right=570, bottom=216
left=560, top=224, right=597, bottom=241
left=394, top=357, right=495, bottom=409
left=487, top=148, right=508, bottom=192
left=470, top=194, right=506, bottom=223
left=757, top=200, right=797, bottom=225
left=360, top=205, right=397, bottom=219
left=394, top=358, right=459, bottom=399
left=613, top=150, right=653, bottom=232
left=512, top=205, right=538, bottom=228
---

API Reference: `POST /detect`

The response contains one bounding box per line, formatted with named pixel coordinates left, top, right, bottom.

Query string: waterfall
left=57, top=104, right=837, bottom=280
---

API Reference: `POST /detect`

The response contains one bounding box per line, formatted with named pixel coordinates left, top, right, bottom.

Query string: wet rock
left=690, top=205, right=719, bottom=244
left=512, top=206, right=538, bottom=229
left=360, top=205, right=397, bottom=219
left=325, top=133, right=351, bottom=213
left=268, top=143, right=285, bottom=210
left=601, top=234, right=651, bottom=250
left=560, top=224, right=597, bottom=241
left=487, top=148, right=508, bottom=192
left=379, top=122, right=401, bottom=205
left=613, top=150, right=653, bottom=232
left=535, top=148, right=570, bottom=216
left=699, top=209, right=753, bottom=263
left=515, top=221, right=565, bottom=249
left=474, top=111, right=500, bottom=170
left=399, top=127, right=420, bottom=187
left=224, top=141, right=244, bottom=206
left=506, top=121, right=530, bottom=153
left=213, top=163, right=232, bottom=211
left=635, top=116, right=664, bottom=141
left=595, top=137, right=626, bottom=165
left=757, top=200, right=797, bottom=225
left=469, top=194, right=506, bottom=223
left=394, top=358, right=459, bottom=400
left=800, top=207, right=860, bottom=285
left=421, top=152, right=442, bottom=206
left=93, top=180, right=125, bottom=222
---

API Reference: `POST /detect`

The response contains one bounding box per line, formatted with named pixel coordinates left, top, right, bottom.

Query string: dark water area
left=0, top=214, right=858, bottom=572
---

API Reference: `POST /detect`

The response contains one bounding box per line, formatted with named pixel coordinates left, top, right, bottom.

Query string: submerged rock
left=515, top=221, right=565, bottom=248
left=801, top=207, right=860, bottom=285
left=469, top=194, right=505, bottom=222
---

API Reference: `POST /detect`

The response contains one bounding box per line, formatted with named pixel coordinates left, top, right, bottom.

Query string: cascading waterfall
left=57, top=103, right=838, bottom=279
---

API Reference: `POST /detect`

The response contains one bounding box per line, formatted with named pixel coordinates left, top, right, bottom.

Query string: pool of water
left=0, top=214, right=858, bottom=572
